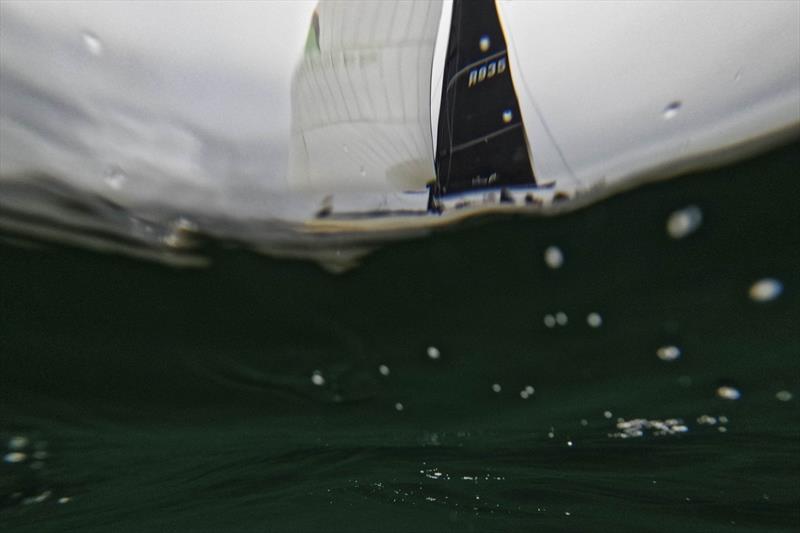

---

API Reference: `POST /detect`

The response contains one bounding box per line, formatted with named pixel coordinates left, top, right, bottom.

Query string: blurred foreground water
left=1, top=142, right=799, bottom=532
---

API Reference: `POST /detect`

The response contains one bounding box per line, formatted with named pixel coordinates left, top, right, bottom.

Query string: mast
left=432, top=0, right=537, bottom=206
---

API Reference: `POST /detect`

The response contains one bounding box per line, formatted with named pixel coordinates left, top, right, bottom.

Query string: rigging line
left=448, top=123, right=522, bottom=153
left=503, top=16, right=579, bottom=189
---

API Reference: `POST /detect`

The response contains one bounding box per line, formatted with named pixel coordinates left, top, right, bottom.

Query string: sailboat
left=288, top=0, right=799, bottom=221
left=288, top=0, right=551, bottom=216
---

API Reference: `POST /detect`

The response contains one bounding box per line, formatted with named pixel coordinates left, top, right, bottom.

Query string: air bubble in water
left=656, top=345, right=681, bottom=362
left=394, top=402, right=404, bottom=411
left=8, top=436, right=28, bottom=450
left=4, top=452, right=26, bottom=463
left=748, top=278, right=783, bottom=302
left=82, top=31, right=104, bottom=56
left=775, top=390, right=792, bottom=402
left=716, top=385, right=741, bottom=400
left=586, top=312, right=603, bottom=328
left=378, top=364, right=390, bottom=376
left=666, top=205, right=703, bottom=239
left=543, top=314, right=556, bottom=328
left=662, top=101, right=681, bottom=119
left=544, top=246, right=564, bottom=269
left=311, top=371, right=325, bottom=386
left=555, top=312, right=568, bottom=326
left=427, top=346, right=440, bottom=360
left=491, top=383, right=502, bottom=393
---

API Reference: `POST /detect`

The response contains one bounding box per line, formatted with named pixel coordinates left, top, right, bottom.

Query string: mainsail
left=288, top=1, right=443, bottom=192
left=432, top=0, right=537, bottom=199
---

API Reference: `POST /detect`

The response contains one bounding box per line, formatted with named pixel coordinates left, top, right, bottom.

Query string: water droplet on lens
left=656, top=345, right=681, bottom=362
left=544, top=246, right=563, bottom=269
left=162, top=217, right=199, bottom=249
left=378, top=364, right=390, bottom=376
left=586, top=312, right=603, bottom=328
left=662, top=101, right=681, bottom=119
left=748, top=278, right=783, bottom=302
left=426, top=346, right=440, bottom=360
left=104, top=166, right=127, bottom=190
left=491, top=383, right=501, bottom=393
left=81, top=31, right=104, bottom=56
left=716, top=385, right=741, bottom=400
left=311, top=371, right=325, bottom=386
left=775, top=390, right=792, bottom=402
left=666, top=205, right=703, bottom=239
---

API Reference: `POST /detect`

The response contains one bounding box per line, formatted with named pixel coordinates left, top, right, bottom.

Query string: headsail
left=288, top=1, right=443, bottom=192
left=433, top=0, right=537, bottom=199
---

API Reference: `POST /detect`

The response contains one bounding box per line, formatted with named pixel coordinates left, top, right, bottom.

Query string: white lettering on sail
left=467, top=55, right=507, bottom=88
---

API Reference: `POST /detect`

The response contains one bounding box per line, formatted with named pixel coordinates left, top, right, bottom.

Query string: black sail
left=433, top=0, right=536, bottom=200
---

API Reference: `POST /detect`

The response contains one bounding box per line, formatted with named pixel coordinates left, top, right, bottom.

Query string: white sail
left=497, top=0, right=800, bottom=192
left=288, top=0, right=443, bottom=192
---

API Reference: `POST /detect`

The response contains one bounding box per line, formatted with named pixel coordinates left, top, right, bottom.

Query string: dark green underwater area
left=1, top=142, right=799, bottom=532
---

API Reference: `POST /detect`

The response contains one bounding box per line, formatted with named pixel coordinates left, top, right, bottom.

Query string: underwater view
left=2, top=142, right=798, bottom=532
left=1, top=1, right=799, bottom=532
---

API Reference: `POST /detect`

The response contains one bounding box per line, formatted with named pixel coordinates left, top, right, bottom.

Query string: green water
left=1, top=143, right=799, bottom=532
